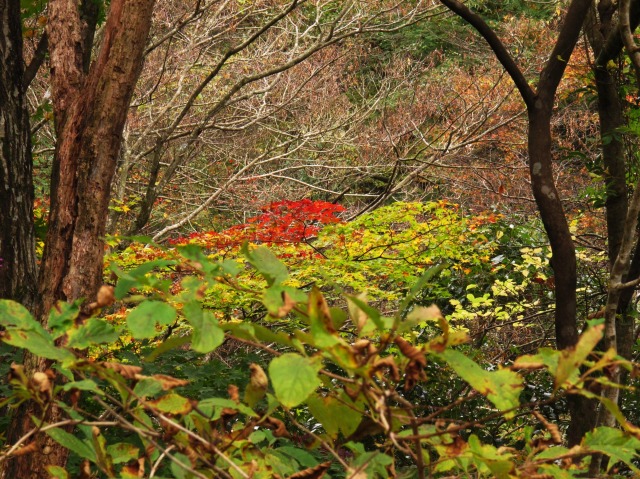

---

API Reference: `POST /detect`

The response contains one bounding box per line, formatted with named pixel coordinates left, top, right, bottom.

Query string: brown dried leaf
left=150, top=374, right=190, bottom=391
left=101, top=362, right=143, bottom=379
left=532, top=410, right=561, bottom=444
left=288, top=461, right=332, bottom=479
left=11, top=441, right=38, bottom=457
left=394, top=337, right=426, bottom=367
left=228, top=384, right=240, bottom=402
left=372, top=356, right=400, bottom=382
left=263, top=416, right=290, bottom=438
left=274, top=292, right=297, bottom=318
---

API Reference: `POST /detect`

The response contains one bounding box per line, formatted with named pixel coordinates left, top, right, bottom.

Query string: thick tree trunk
left=1, top=1, right=156, bottom=477
left=0, top=0, right=38, bottom=309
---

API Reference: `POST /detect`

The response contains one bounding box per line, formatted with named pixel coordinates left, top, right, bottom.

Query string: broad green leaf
left=307, top=394, right=360, bottom=439
left=62, top=379, right=103, bottom=395
left=584, top=427, right=640, bottom=473
left=46, top=466, right=69, bottom=479
left=0, top=300, right=41, bottom=331
left=67, top=318, right=118, bottom=349
left=197, top=397, right=257, bottom=418
left=440, top=349, right=522, bottom=415
left=46, top=427, right=97, bottom=462
left=276, top=446, right=318, bottom=468
left=170, top=451, right=192, bottom=479
left=47, top=302, right=80, bottom=339
left=512, top=347, right=559, bottom=372
left=2, top=329, right=74, bottom=362
left=269, top=353, right=322, bottom=408
left=555, top=324, right=603, bottom=389
left=146, top=393, right=192, bottom=415
left=183, top=302, right=224, bottom=353
left=111, top=259, right=176, bottom=298
left=468, top=434, right=514, bottom=478
left=127, top=301, right=176, bottom=339
left=107, top=443, right=139, bottom=465
left=308, top=288, right=342, bottom=348
left=133, top=377, right=164, bottom=399
left=533, top=445, right=573, bottom=460
left=242, top=244, right=288, bottom=286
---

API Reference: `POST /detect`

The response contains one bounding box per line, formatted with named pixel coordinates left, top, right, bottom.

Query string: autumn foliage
left=170, top=199, right=345, bottom=249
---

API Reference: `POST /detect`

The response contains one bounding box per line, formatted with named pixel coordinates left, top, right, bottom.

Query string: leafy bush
left=0, top=242, right=639, bottom=478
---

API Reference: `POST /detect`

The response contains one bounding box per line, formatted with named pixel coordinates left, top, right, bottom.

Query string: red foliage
left=170, top=199, right=345, bottom=250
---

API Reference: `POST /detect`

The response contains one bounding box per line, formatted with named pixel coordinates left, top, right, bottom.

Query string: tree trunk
left=439, top=0, right=595, bottom=444
left=0, top=0, right=155, bottom=477
left=0, top=0, right=38, bottom=309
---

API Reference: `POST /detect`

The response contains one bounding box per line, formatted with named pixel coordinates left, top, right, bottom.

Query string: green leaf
left=47, top=302, right=80, bottom=339
left=107, top=443, right=139, bottom=465
left=127, top=301, right=176, bottom=339
left=440, top=349, right=522, bottom=415
left=468, top=434, right=514, bottom=478
left=584, top=427, right=640, bottom=473
left=46, top=466, right=70, bottom=479
left=2, top=328, right=74, bottom=362
left=67, top=318, right=118, bottom=349
left=46, top=427, right=97, bottom=462
left=62, top=379, right=103, bottom=395
left=269, top=353, right=322, bottom=408
left=133, top=377, right=164, bottom=399
left=197, top=397, right=257, bottom=418
left=276, top=446, right=318, bottom=468
left=307, top=393, right=360, bottom=439
left=242, top=244, right=288, bottom=286
left=146, top=393, right=192, bottom=415
left=170, top=452, right=192, bottom=479
left=183, top=302, right=224, bottom=353
left=554, top=324, right=603, bottom=389
left=111, top=259, right=176, bottom=298
left=0, top=300, right=41, bottom=331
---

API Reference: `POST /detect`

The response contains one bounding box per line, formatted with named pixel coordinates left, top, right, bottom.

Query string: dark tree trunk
left=439, top=0, right=596, bottom=444
left=0, top=0, right=38, bottom=309
left=0, top=0, right=156, bottom=477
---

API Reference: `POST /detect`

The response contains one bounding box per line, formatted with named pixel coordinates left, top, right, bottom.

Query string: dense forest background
left=2, top=0, right=640, bottom=477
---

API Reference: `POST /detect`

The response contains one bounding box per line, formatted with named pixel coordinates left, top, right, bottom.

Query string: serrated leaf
left=440, top=349, right=522, bottom=416
left=584, top=427, right=640, bottom=473
left=269, top=353, right=322, bottom=408
left=127, top=301, right=176, bottom=339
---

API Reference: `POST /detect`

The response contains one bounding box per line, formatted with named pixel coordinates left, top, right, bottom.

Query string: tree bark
left=439, top=0, right=595, bottom=444
left=0, top=0, right=156, bottom=477
left=0, top=0, right=38, bottom=309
